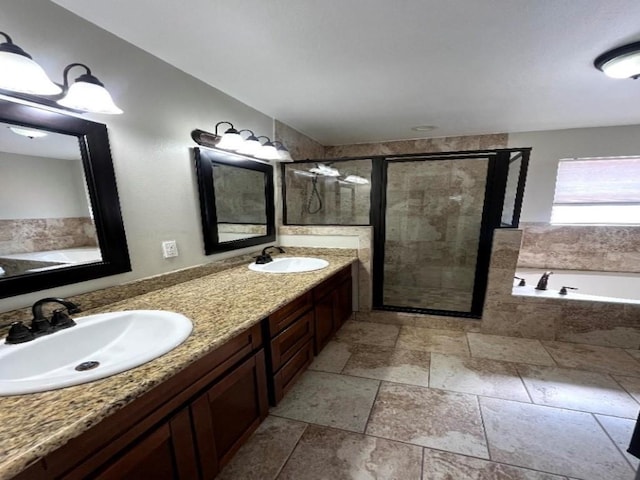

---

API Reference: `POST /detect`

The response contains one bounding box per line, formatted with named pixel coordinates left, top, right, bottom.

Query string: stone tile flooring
left=220, top=321, right=640, bottom=480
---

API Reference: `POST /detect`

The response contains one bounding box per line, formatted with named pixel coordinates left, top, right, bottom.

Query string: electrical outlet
left=162, top=240, right=178, bottom=258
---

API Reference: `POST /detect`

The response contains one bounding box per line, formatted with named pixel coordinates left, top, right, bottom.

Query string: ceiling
left=0, top=121, right=81, bottom=160
left=52, top=0, right=640, bottom=145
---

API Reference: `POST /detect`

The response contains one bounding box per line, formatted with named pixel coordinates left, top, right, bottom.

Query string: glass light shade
left=255, top=143, right=279, bottom=160
left=236, top=137, right=262, bottom=155
left=599, top=51, right=640, bottom=78
left=277, top=147, right=293, bottom=162
left=57, top=81, right=123, bottom=114
left=216, top=130, right=244, bottom=150
left=9, top=126, right=48, bottom=138
left=0, top=51, right=62, bottom=95
left=343, top=174, right=369, bottom=184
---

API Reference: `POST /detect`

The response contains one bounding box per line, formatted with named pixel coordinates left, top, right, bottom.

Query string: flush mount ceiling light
left=191, top=125, right=293, bottom=163
left=309, top=164, right=341, bottom=177
left=9, top=126, right=48, bottom=138
left=0, top=30, right=122, bottom=114
left=594, top=41, right=640, bottom=79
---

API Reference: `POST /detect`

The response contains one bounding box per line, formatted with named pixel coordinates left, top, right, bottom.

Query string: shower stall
left=283, top=148, right=529, bottom=318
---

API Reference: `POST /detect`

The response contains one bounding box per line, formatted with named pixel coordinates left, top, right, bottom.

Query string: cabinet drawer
left=273, top=340, right=314, bottom=404
left=270, top=310, right=314, bottom=371
left=268, top=292, right=313, bottom=336
left=313, top=265, right=352, bottom=301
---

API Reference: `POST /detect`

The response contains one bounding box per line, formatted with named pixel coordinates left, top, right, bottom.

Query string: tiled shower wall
left=0, top=217, right=98, bottom=256
left=384, top=159, right=488, bottom=310
left=517, top=223, right=640, bottom=273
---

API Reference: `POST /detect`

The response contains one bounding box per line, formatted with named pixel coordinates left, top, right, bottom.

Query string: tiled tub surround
left=518, top=223, right=640, bottom=273
left=0, top=253, right=357, bottom=479
left=217, top=320, right=640, bottom=480
left=483, top=229, right=640, bottom=349
left=0, top=217, right=98, bottom=256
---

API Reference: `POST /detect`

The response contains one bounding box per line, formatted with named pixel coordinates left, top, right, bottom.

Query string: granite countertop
left=0, top=254, right=356, bottom=479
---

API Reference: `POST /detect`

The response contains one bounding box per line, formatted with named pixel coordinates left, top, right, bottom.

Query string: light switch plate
left=162, top=240, right=178, bottom=258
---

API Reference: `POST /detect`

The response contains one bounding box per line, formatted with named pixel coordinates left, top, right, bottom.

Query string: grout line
left=362, top=379, right=383, bottom=434
left=609, top=374, right=640, bottom=407
left=592, top=413, right=638, bottom=472
left=514, top=364, right=535, bottom=404
left=273, top=421, right=309, bottom=480
left=420, top=447, right=425, bottom=480
left=475, top=394, right=492, bottom=461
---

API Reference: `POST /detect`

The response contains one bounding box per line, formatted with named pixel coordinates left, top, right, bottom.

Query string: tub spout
left=535, top=271, right=553, bottom=290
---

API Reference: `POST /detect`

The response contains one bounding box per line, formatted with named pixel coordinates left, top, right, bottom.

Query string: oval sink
left=0, top=310, right=193, bottom=396
left=249, top=257, right=329, bottom=273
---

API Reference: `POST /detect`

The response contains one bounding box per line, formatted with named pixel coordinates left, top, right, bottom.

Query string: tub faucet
left=535, top=272, right=553, bottom=290
left=255, top=246, right=285, bottom=264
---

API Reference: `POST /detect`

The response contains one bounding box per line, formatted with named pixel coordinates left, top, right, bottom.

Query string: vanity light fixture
left=274, top=141, right=293, bottom=162
left=236, top=129, right=262, bottom=155
left=0, top=31, right=123, bottom=114
left=255, top=136, right=280, bottom=161
left=594, top=41, right=640, bottom=79
left=56, top=63, right=123, bottom=114
left=343, top=174, right=369, bottom=185
left=191, top=126, right=293, bottom=163
left=214, top=121, right=244, bottom=150
left=0, top=32, right=61, bottom=95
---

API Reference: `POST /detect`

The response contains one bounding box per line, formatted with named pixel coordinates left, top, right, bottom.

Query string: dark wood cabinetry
left=12, top=263, right=354, bottom=480
left=313, top=265, right=353, bottom=354
left=264, top=291, right=314, bottom=404
left=21, top=324, right=267, bottom=480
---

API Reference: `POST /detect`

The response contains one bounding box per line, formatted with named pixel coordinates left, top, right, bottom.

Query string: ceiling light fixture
left=310, top=164, right=340, bottom=177
left=0, top=30, right=123, bottom=114
left=594, top=41, right=640, bottom=79
left=191, top=125, right=293, bottom=163
left=9, top=126, right=48, bottom=138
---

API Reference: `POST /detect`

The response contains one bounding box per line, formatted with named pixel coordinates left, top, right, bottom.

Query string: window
left=551, top=157, right=640, bottom=225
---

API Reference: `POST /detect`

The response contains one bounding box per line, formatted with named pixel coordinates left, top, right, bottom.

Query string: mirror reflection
left=0, top=120, right=102, bottom=278
left=212, top=163, right=267, bottom=242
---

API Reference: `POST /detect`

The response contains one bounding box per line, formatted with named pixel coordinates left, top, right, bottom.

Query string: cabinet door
left=335, top=278, right=353, bottom=330
left=89, top=408, right=199, bottom=480
left=191, top=350, right=269, bottom=479
left=314, top=293, right=335, bottom=354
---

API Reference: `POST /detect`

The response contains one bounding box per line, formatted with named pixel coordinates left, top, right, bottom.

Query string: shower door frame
left=372, top=150, right=513, bottom=319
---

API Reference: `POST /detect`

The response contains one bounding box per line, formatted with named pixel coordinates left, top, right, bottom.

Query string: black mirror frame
left=0, top=100, right=131, bottom=299
left=193, top=147, right=275, bottom=254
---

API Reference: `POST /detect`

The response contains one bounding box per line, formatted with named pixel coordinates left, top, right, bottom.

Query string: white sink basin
left=0, top=310, right=193, bottom=396
left=249, top=257, right=329, bottom=273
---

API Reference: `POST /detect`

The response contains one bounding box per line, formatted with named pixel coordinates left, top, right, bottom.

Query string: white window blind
left=551, top=157, right=640, bottom=225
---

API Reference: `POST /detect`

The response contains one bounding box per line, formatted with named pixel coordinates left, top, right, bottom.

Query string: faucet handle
left=559, top=286, right=578, bottom=295
left=514, top=276, right=526, bottom=287
left=51, top=309, right=77, bottom=330
left=5, top=322, right=34, bottom=344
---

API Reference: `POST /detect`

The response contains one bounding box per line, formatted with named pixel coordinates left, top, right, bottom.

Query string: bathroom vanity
left=4, top=257, right=354, bottom=480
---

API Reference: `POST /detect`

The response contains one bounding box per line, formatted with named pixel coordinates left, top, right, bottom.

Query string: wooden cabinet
left=264, top=292, right=314, bottom=405
left=191, top=351, right=268, bottom=479
left=265, top=265, right=354, bottom=405
left=29, top=324, right=267, bottom=480
left=313, top=265, right=353, bottom=354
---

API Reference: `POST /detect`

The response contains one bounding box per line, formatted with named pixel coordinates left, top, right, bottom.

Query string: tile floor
left=219, top=321, right=640, bottom=480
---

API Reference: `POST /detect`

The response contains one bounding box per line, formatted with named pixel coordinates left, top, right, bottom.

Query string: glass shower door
left=382, top=157, right=490, bottom=313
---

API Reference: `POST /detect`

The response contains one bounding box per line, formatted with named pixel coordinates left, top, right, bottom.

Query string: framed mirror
left=194, top=147, right=275, bottom=254
left=0, top=99, right=130, bottom=299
